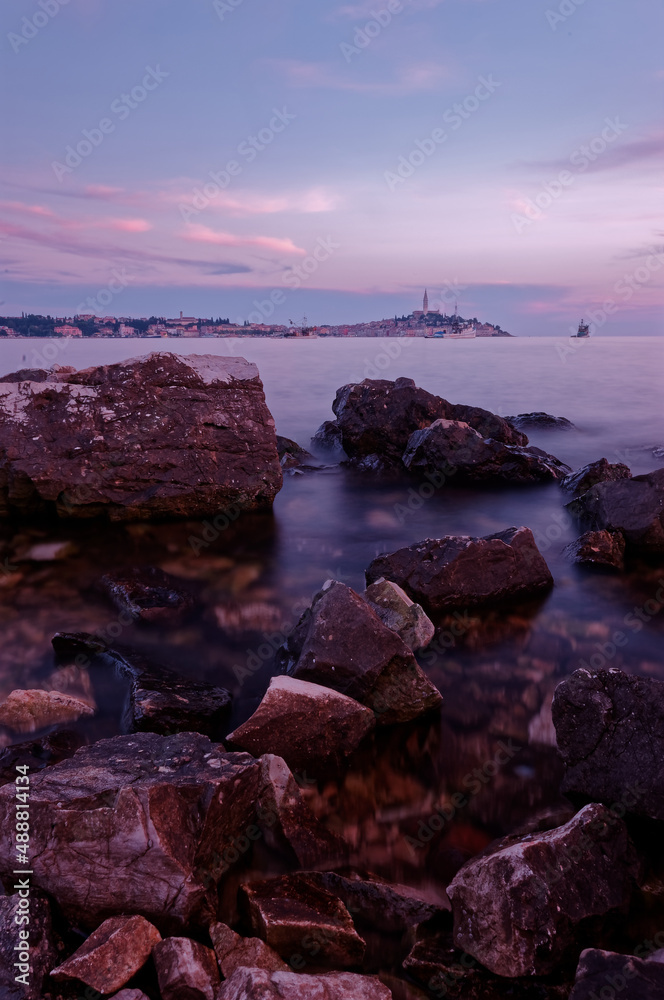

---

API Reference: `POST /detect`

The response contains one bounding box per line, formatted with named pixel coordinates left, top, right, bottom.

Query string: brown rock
left=109, top=992, right=151, bottom=1000
left=153, top=937, right=220, bottom=1000
left=99, top=566, right=194, bottom=623
left=0, top=353, right=282, bottom=520
left=0, top=732, right=263, bottom=930
left=447, top=804, right=641, bottom=977
left=209, top=921, right=287, bottom=976
left=51, top=915, right=161, bottom=994
left=563, top=529, right=626, bottom=570
left=363, top=578, right=435, bottom=652
left=561, top=458, right=632, bottom=497
left=0, top=729, right=84, bottom=786
left=216, top=967, right=392, bottom=999
left=569, top=948, right=664, bottom=1000
left=240, top=873, right=366, bottom=968
left=566, top=467, right=664, bottom=554
left=0, top=689, right=94, bottom=733
left=0, top=892, right=58, bottom=1000
left=227, top=676, right=375, bottom=772
left=366, top=527, right=553, bottom=613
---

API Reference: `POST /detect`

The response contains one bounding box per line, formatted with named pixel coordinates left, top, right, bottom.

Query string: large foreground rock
left=363, top=578, right=435, bottom=652
left=0, top=892, right=58, bottom=1000
left=447, top=803, right=640, bottom=977
left=366, top=527, right=553, bottom=613
left=217, top=967, right=392, bottom=999
left=0, top=732, right=264, bottom=929
left=552, top=667, right=664, bottom=821
left=153, top=936, right=220, bottom=1000
left=0, top=353, right=282, bottom=520
left=227, top=675, right=375, bottom=771
left=209, top=921, right=288, bottom=977
left=569, top=948, right=664, bottom=999
left=567, top=467, right=664, bottom=554
left=277, top=580, right=441, bottom=723
left=403, top=419, right=571, bottom=484
left=51, top=915, right=161, bottom=994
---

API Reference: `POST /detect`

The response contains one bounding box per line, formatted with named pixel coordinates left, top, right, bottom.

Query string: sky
left=0, top=0, right=662, bottom=335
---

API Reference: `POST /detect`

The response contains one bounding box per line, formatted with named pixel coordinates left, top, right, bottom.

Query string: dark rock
left=51, top=915, right=162, bottom=994
left=566, top=467, right=664, bottom=554
left=311, top=420, right=345, bottom=456
left=109, top=990, right=151, bottom=1000
left=239, top=873, right=366, bottom=967
left=153, top=936, right=220, bottom=1000
left=0, top=353, right=282, bottom=520
left=99, top=566, right=194, bottom=624
left=447, top=403, right=528, bottom=446
left=209, top=921, right=288, bottom=976
left=217, top=967, right=392, bottom=999
left=561, top=458, right=632, bottom=497
left=0, top=729, right=84, bottom=786
left=363, top=578, right=435, bottom=652
left=552, top=667, right=664, bottom=821
left=0, top=732, right=264, bottom=930
left=226, top=676, right=375, bottom=772
left=563, top=530, right=626, bottom=570
left=278, top=580, right=441, bottom=724
left=276, top=435, right=322, bottom=469
left=569, top=948, right=664, bottom=1000
left=505, top=412, right=575, bottom=430
left=0, top=368, right=52, bottom=383
left=447, top=803, right=641, bottom=977
left=403, top=419, right=571, bottom=484
left=366, top=527, right=553, bottom=614
left=0, top=892, right=58, bottom=1000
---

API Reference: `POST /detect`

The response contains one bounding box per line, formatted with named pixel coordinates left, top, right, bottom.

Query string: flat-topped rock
left=0, top=688, right=94, bottom=733
left=51, top=915, right=161, bottom=994
left=209, top=922, right=288, bottom=977
left=0, top=353, right=282, bottom=520
left=99, top=566, right=194, bottom=623
left=505, top=412, right=575, bottom=430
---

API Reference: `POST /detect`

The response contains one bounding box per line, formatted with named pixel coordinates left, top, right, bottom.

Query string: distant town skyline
left=1, top=0, right=662, bottom=336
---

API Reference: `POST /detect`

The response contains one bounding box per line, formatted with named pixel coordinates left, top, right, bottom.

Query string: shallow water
left=0, top=336, right=663, bottom=896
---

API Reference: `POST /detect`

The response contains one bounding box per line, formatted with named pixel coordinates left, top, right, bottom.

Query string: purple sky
left=1, top=0, right=662, bottom=334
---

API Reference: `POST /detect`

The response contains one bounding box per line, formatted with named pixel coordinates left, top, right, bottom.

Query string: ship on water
left=572, top=319, right=590, bottom=338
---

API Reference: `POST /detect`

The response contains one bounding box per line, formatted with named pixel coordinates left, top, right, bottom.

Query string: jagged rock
left=217, top=967, right=392, bottom=999
left=0, top=353, right=282, bottom=520
left=277, top=580, right=441, bottom=724
left=402, top=419, right=570, bottom=484
left=51, top=915, right=161, bottom=994
left=566, top=468, right=664, bottom=554
left=110, top=992, right=151, bottom=1000
left=0, top=368, right=51, bottom=383
left=276, top=435, right=323, bottom=469
left=311, top=420, right=345, bottom=456
left=447, top=403, right=527, bottom=446
left=209, top=921, right=288, bottom=976
left=363, top=578, right=435, bottom=652
left=227, top=676, right=375, bottom=772
left=153, top=937, right=220, bottom=1000
left=0, top=729, right=84, bottom=785
left=447, top=804, right=641, bottom=977
left=0, top=732, right=265, bottom=930
left=99, top=566, right=194, bottom=624
left=552, top=668, right=664, bottom=821
left=505, top=412, right=575, bottom=430
left=569, top=948, right=664, bottom=999
left=239, top=873, right=366, bottom=967
left=366, top=527, right=553, bottom=613
left=0, top=892, right=58, bottom=1000
left=563, top=530, right=626, bottom=570
left=0, top=689, right=94, bottom=733
left=561, top=458, right=631, bottom=497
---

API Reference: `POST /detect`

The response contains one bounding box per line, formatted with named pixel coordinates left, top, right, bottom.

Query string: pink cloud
left=183, top=224, right=306, bottom=255
left=103, top=218, right=153, bottom=232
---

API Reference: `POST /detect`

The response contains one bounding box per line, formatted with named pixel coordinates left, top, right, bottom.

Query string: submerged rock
left=51, top=915, right=161, bottom=994
left=569, top=948, right=664, bottom=1000
left=366, top=527, right=553, bottom=613
left=0, top=732, right=264, bottom=930
left=0, top=353, right=282, bottom=520
left=227, top=675, right=375, bottom=772
left=277, top=580, right=441, bottom=724
left=561, top=458, right=631, bottom=497
left=0, top=892, right=58, bottom=1000
left=99, top=566, right=194, bottom=624
left=566, top=467, right=664, bottom=554
left=153, top=936, right=220, bottom=1000
left=209, top=921, right=288, bottom=977
left=552, top=667, right=664, bottom=821
left=239, top=873, right=366, bottom=967
left=363, top=578, right=435, bottom=652
left=0, top=689, right=94, bottom=733
left=217, top=967, right=392, bottom=999
left=403, top=419, right=571, bottom=484
left=447, top=803, right=640, bottom=977
left=505, top=412, right=575, bottom=430
left=563, top=529, right=626, bottom=570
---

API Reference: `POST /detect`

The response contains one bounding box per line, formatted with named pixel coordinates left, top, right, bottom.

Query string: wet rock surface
left=217, top=966, right=392, bottom=999
left=0, top=353, right=282, bottom=520
left=99, top=566, right=194, bottom=624
left=363, top=578, right=435, bottom=652
left=209, top=920, right=288, bottom=976
left=553, top=667, right=664, bottom=821
left=447, top=803, right=641, bottom=976
left=0, top=892, right=58, bottom=1000
left=51, top=915, right=162, bottom=994
left=227, top=675, right=375, bottom=772
left=366, top=526, right=554, bottom=613
left=153, top=936, right=220, bottom=1000
left=505, top=412, right=575, bottom=430
left=277, top=580, right=442, bottom=723
left=561, top=458, right=632, bottom=497
left=0, top=729, right=84, bottom=784
left=567, top=467, right=664, bottom=554
left=569, top=948, right=664, bottom=999
left=564, top=529, right=626, bottom=570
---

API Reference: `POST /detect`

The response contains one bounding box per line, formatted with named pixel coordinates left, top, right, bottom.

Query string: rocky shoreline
left=0, top=357, right=663, bottom=1000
